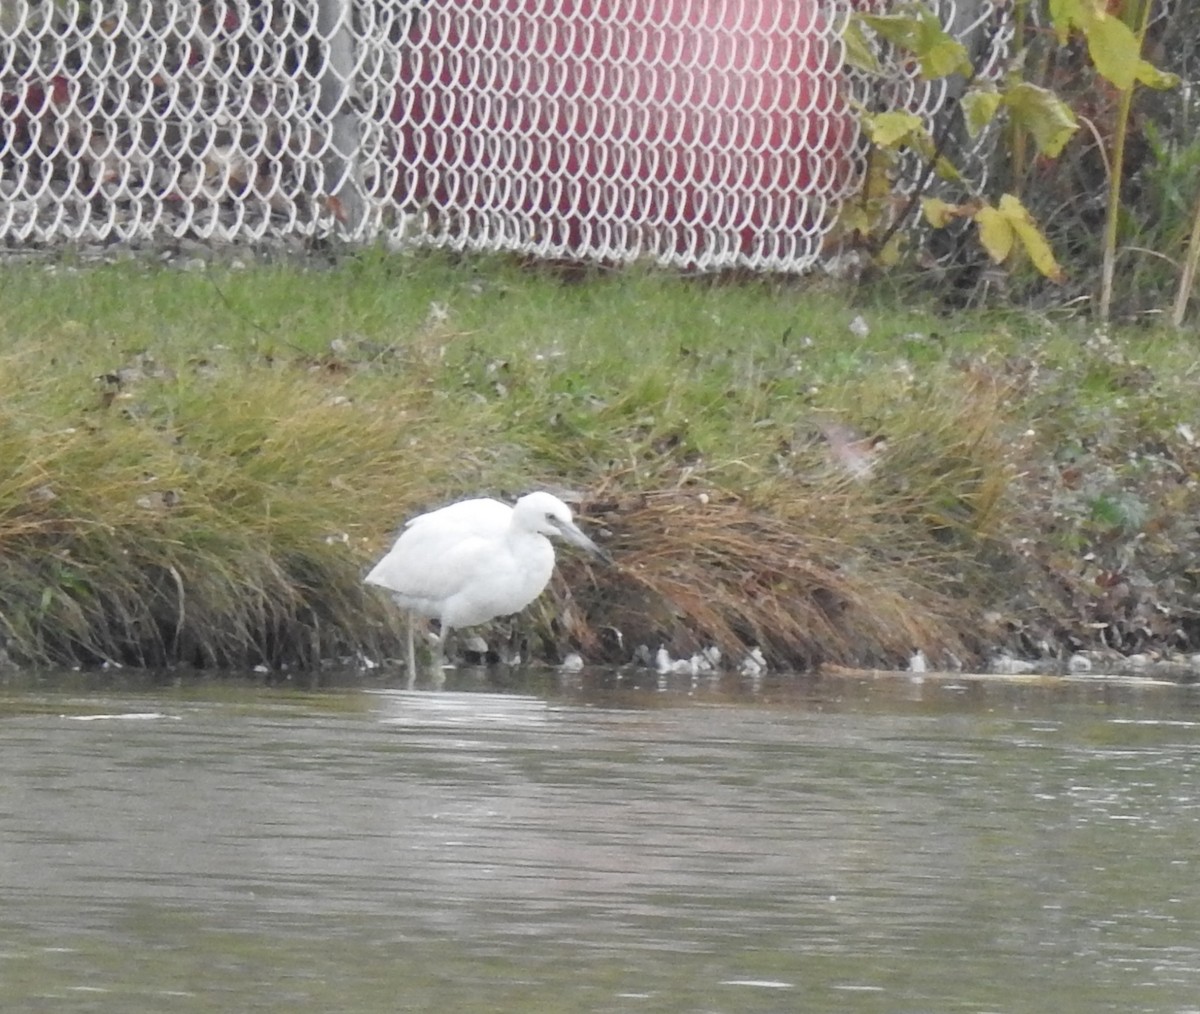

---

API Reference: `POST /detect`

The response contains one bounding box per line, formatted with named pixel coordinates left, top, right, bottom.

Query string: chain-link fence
left=1, top=0, right=1002, bottom=271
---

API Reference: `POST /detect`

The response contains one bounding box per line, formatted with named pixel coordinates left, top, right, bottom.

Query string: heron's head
left=514, top=492, right=612, bottom=563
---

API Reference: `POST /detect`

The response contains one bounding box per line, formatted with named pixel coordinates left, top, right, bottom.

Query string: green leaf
left=842, top=18, right=881, bottom=74
left=859, top=8, right=971, bottom=79
left=961, top=86, right=1002, bottom=138
left=863, top=157, right=895, bottom=200
left=1046, top=1, right=1178, bottom=91
left=907, top=125, right=938, bottom=161
left=975, top=205, right=1014, bottom=264
left=1134, top=60, right=1180, bottom=91
left=1003, top=82, right=1079, bottom=157
left=975, top=195, right=1065, bottom=282
left=997, top=193, right=1066, bottom=282
left=1086, top=13, right=1143, bottom=90
left=878, top=232, right=906, bottom=267
left=865, top=110, right=925, bottom=147
left=838, top=204, right=872, bottom=236
left=916, top=32, right=971, bottom=79
left=921, top=197, right=962, bottom=228
left=1086, top=11, right=1180, bottom=91
left=932, top=155, right=964, bottom=185
left=1046, top=0, right=1086, bottom=44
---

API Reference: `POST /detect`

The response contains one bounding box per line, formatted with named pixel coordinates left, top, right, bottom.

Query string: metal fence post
left=316, top=0, right=367, bottom=235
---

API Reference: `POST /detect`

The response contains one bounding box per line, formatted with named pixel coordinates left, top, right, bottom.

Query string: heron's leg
left=499, top=617, right=524, bottom=667
left=436, top=626, right=453, bottom=670
left=405, top=613, right=417, bottom=688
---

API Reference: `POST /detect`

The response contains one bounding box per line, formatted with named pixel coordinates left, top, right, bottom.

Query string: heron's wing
left=403, top=497, right=511, bottom=535
left=365, top=524, right=499, bottom=610
left=367, top=498, right=520, bottom=615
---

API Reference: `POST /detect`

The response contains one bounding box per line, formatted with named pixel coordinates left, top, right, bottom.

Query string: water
left=2, top=668, right=1198, bottom=1013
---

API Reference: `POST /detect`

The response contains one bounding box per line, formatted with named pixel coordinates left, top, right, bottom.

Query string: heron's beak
left=554, top=518, right=614, bottom=565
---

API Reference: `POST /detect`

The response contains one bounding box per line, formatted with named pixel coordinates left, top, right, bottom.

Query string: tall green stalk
left=1171, top=186, right=1200, bottom=328
left=1098, top=0, right=1156, bottom=324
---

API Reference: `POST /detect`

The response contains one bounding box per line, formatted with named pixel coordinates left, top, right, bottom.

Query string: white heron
left=365, top=491, right=610, bottom=681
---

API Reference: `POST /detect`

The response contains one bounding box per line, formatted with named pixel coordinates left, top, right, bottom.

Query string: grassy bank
left=2, top=251, right=1199, bottom=674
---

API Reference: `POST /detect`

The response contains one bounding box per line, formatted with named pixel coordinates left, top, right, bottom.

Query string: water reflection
left=1, top=668, right=1198, bottom=1012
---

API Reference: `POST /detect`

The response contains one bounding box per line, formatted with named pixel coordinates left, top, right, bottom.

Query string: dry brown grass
left=548, top=363, right=1024, bottom=670
left=8, top=254, right=1191, bottom=674
left=572, top=490, right=967, bottom=668
left=0, top=290, right=1024, bottom=672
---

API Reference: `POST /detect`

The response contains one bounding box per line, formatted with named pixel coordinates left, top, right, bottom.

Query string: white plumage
left=366, top=491, right=608, bottom=680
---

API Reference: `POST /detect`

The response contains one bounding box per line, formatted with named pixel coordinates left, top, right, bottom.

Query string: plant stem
left=1098, top=0, right=1155, bottom=324
left=1170, top=185, right=1200, bottom=328
left=873, top=63, right=982, bottom=257
left=1098, top=94, right=1132, bottom=324
left=1009, top=0, right=1029, bottom=192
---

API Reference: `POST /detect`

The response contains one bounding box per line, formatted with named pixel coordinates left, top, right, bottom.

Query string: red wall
left=395, top=0, right=856, bottom=262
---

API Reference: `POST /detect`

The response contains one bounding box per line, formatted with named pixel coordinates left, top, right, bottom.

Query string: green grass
left=1, top=252, right=1198, bottom=672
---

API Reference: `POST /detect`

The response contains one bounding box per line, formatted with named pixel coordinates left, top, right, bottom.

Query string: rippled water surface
left=2, top=668, right=1199, bottom=1013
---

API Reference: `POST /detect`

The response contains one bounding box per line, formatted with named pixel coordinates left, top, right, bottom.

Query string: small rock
left=1067, top=652, right=1093, bottom=674
left=739, top=647, right=767, bottom=676
left=462, top=634, right=489, bottom=655
left=990, top=654, right=1036, bottom=675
